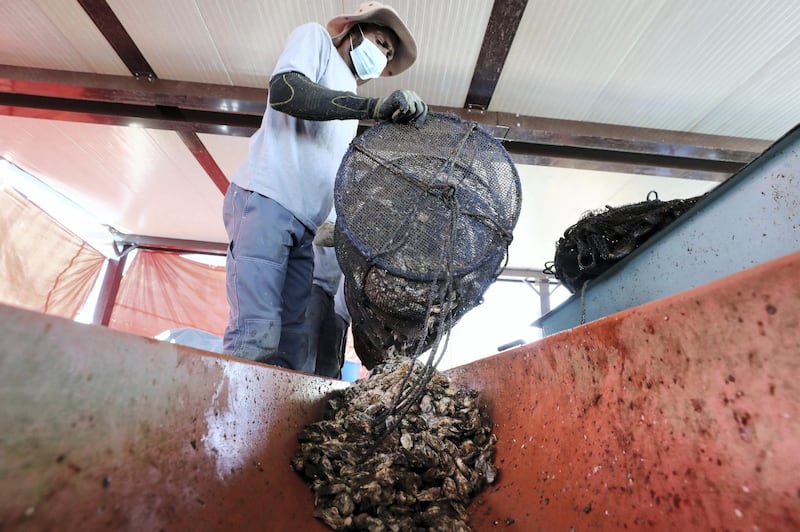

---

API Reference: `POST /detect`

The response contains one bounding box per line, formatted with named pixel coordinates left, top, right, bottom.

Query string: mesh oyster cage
left=334, top=112, right=522, bottom=368
left=544, top=192, right=705, bottom=294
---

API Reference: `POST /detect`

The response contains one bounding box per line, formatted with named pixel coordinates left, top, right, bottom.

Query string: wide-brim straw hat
left=327, top=1, right=417, bottom=76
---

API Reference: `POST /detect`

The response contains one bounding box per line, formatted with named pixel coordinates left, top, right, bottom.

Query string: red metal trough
left=1, top=252, right=798, bottom=531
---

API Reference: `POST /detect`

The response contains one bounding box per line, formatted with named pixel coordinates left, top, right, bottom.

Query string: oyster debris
left=292, top=357, right=498, bottom=531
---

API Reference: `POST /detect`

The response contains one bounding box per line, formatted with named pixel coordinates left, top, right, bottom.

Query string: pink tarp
left=109, top=250, right=228, bottom=338
left=1, top=187, right=360, bottom=369
left=0, top=186, right=104, bottom=319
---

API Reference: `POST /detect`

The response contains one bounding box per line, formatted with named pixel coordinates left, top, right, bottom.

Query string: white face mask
left=349, top=27, right=388, bottom=80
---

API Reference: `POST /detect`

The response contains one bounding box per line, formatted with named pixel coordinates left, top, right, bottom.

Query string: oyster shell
left=292, top=357, right=498, bottom=530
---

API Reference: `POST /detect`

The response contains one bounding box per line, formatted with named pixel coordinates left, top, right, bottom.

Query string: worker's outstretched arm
left=269, top=71, right=427, bottom=124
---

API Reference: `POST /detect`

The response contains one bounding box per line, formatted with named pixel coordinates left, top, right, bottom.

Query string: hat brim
left=327, top=6, right=416, bottom=77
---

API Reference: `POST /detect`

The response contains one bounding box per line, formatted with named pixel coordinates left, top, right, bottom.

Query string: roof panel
left=0, top=115, right=225, bottom=243
left=107, top=0, right=343, bottom=86
left=194, top=0, right=343, bottom=88
left=491, top=1, right=668, bottom=120
left=692, top=34, right=800, bottom=139
left=0, top=0, right=128, bottom=74
left=197, top=133, right=249, bottom=180
left=492, top=0, right=800, bottom=140
left=107, top=0, right=231, bottom=84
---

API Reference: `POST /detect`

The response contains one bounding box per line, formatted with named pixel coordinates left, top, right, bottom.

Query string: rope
left=580, top=279, right=590, bottom=325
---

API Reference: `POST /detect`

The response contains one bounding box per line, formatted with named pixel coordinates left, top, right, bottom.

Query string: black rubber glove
left=372, top=90, right=428, bottom=125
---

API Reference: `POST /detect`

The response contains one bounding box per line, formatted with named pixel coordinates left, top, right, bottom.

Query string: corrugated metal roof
left=0, top=1, right=127, bottom=73
left=1, top=0, right=798, bottom=275
left=493, top=0, right=800, bottom=139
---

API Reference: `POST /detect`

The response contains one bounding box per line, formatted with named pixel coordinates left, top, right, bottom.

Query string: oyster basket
left=334, top=112, right=522, bottom=367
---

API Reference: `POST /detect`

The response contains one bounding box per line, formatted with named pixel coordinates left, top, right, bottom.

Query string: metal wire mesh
left=545, top=192, right=705, bottom=293
left=334, top=113, right=522, bottom=369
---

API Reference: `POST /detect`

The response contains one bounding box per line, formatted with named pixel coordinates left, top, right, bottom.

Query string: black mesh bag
left=334, top=113, right=522, bottom=369
left=545, top=192, right=704, bottom=294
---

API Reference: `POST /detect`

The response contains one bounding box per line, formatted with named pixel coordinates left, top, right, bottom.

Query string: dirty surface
left=0, top=312, right=343, bottom=531
left=1, top=251, right=799, bottom=531
left=449, top=251, right=800, bottom=530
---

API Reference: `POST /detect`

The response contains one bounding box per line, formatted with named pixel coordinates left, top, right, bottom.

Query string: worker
left=304, top=249, right=349, bottom=378
left=302, top=210, right=348, bottom=378
left=222, top=2, right=427, bottom=369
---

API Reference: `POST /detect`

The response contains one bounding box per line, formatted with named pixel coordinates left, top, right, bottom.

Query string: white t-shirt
left=231, top=22, right=359, bottom=231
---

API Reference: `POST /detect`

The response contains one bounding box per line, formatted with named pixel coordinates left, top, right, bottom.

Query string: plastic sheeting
left=0, top=186, right=104, bottom=319
left=109, top=250, right=227, bottom=338
left=155, top=327, right=224, bottom=353
left=0, top=185, right=354, bottom=364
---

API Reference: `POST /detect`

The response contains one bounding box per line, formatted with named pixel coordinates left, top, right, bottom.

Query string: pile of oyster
left=292, top=357, right=498, bottom=531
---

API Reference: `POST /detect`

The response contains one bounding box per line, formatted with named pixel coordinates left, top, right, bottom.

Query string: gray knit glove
left=313, top=222, right=335, bottom=247
left=373, top=90, right=428, bottom=125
